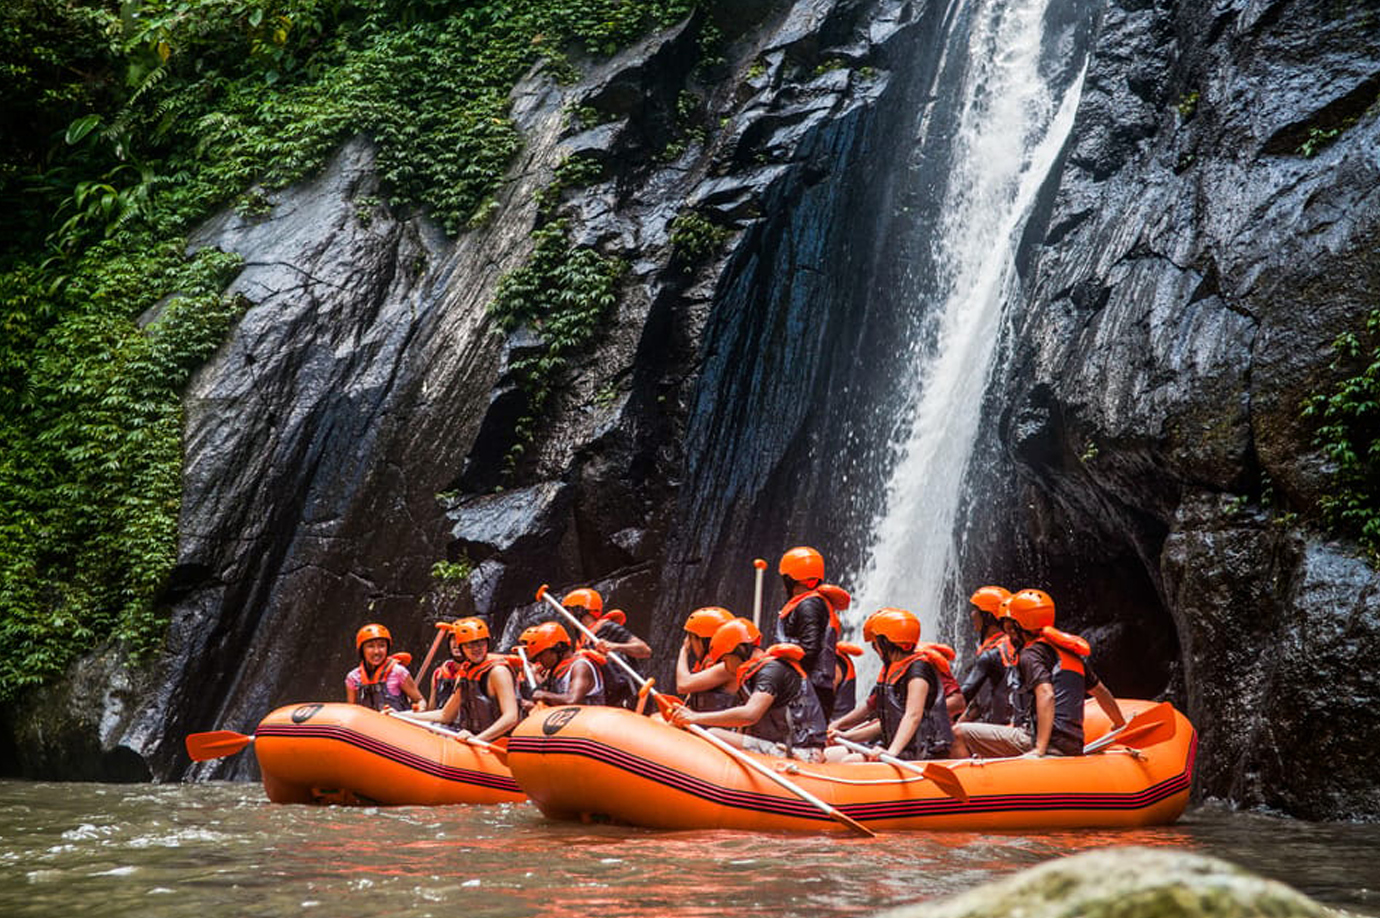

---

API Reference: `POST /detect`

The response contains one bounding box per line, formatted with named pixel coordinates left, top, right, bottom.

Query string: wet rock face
left=6, top=0, right=936, bottom=782
left=973, top=0, right=1380, bottom=817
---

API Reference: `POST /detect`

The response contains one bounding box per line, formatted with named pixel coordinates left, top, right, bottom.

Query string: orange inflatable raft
left=507, top=699, right=1195, bottom=832
left=251, top=702, right=523, bottom=805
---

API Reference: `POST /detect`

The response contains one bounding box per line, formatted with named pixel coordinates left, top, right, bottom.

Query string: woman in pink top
left=345, top=623, right=424, bottom=712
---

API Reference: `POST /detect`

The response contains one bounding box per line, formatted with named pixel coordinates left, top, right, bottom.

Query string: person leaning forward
left=951, top=589, right=1125, bottom=758
left=673, top=617, right=828, bottom=763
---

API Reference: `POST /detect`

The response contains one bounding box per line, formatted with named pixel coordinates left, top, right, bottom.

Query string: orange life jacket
left=777, top=584, right=850, bottom=635
left=353, top=655, right=410, bottom=712
left=734, top=644, right=826, bottom=752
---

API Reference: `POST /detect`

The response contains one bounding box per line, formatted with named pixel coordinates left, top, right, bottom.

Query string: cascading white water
left=848, top=0, right=1087, bottom=683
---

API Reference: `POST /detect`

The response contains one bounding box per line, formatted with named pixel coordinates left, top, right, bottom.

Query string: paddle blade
left=1086, top=702, right=1177, bottom=753
left=922, top=762, right=969, bottom=803
left=186, top=730, right=253, bottom=762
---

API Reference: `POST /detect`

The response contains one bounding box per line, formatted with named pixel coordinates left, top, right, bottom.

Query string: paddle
left=535, top=584, right=875, bottom=837
left=515, top=644, right=538, bottom=689
left=393, top=712, right=508, bottom=765
left=1083, top=702, right=1176, bottom=754
left=186, top=730, right=254, bottom=762
left=416, top=622, right=451, bottom=699
left=830, top=736, right=969, bottom=802
left=752, top=558, right=767, bottom=629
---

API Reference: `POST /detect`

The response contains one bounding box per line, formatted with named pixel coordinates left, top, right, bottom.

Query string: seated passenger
left=565, top=588, right=651, bottom=709
left=522, top=621, right=608, bottom=707
left=951, top=589, right=1125, bottom=758
left=674, top=617, right=827, bottom=763
left=957, top=585, right=1017, bottom=724
left=409, top=618, right=520, bottom=742
left=675, top=606, right=740, bottom=712
left=832, top=641, right=864, bottom=718
left=426, top=622, right=466, bottom=721
left=827, top=608, right=951, bottom=761
left=345, top=623, right=424, bottom=712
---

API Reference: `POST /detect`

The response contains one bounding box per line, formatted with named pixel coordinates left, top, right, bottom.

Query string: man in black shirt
left=951, top=589, right=1124, bottom=757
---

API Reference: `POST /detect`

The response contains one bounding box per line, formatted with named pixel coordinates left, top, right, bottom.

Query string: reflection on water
left=1, top=780, right=1375, bottom=918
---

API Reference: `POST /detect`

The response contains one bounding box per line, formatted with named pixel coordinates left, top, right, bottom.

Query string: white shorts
left=741, top=735, right=826, bottom=762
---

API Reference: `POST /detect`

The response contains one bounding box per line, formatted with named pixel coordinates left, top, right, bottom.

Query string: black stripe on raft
left=256, top=723, right=522, bottom=793
left=507, top=732, right=1197, bottom=824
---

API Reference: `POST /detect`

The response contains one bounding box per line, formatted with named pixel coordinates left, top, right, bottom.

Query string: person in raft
left=674, top=617, right=829, bottom=763
left=406, top=618, right=521, bottom=741
left=826, top=608, right=953, bottom=761
left=426, top=620, right=467, bottom=719
left=675, top=606, right=739, bottom=712
left=521, top=621, right=608, bottom=707
left=564, top=588, right=651, bottom=709
left=951, top=589, right=1126, bottom=758
left=346, top=623, right=425, bottom=712
left=957, top=585, right=1018, bottom=725
left=832, top=640, right=864, bottom=718
left=775, top=546, right=850, bottom=717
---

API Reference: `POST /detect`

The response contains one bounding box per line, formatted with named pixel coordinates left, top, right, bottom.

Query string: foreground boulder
left=880, top=847, right=1340, bottom=918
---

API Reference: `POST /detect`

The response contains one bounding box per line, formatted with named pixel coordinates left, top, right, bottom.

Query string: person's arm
left=1032, top=682, right=1055, bottom=755
left=597, top=636, right=651, bottom=659
left=345, top=680, right=358, bottom=705
left=678, top=659, right=733, bottom=694
left=790, top=598, right=828, bottom=668
left=1088, top=681, right=1125, bottom=729
left=474, top=665, right=521, bottom=742
left=828, top=698, right=874, bottom=733
left=886, top=676, right=930, bottom=758
left=408, top=687, right=463, bottom=724
left=679, top=689, right=775, bottom=728
left=400, top=672, right=426, bottom=710
left=427, top=670, right=441, bottom=710
left=838, top=718, right=883, bottom=744
left=532, top=659, right=594, bottom=705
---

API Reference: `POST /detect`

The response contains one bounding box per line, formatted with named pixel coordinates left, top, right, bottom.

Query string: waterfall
left=848, top=0, right=1088, bottom=682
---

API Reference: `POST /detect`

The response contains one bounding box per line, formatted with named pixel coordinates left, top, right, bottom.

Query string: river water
left=3, top=781, right=1376, bottom=918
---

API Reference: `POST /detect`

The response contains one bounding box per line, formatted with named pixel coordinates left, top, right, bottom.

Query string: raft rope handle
left=775, top=763, right=930, bottom=786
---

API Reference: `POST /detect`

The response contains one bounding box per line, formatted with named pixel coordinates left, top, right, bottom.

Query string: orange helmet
left=997, top=596, right=1013, bottom=619
left=520, top=621, right=571, bottom=657
left=863, top=608, right=920, bottom=650
left=704, top=617, right=761, bottom=665
left=778, top=546, right=824, bottom=584
left=683, top=606, right=735, bottom=638
left=451, top=617, right=490, bottom=644
left=355, top=623, right=391, bottom=653
left=562, top=588, right=604, bottom=618
left=969, top=585, right=1011, bottom=614
left=1007, top=589, right=1055, bottom=631
left=836, top=641, right=864, bottom=657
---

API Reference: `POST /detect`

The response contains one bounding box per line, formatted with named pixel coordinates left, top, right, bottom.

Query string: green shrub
left=1302, top=309, right=1380, bottom=561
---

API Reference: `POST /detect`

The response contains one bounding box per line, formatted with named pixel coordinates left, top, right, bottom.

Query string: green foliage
left=1298, top=126, right=1342, bottom=157
left=668, top=208, right=729, bottom=267
left=488, top=220, right=626, bottom=475
left=0, top=0, right=700, bottom=700
left=431, top=557, right=474, bottom=583
left=1302, top=309, right=1380, bottom=561
left=0, top=244, right=245, bottom=699
left=1175, top=91, right=1199, bottom=120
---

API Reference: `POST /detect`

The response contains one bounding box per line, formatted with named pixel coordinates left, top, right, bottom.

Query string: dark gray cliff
left=964, top=0, right=1380, bottom=819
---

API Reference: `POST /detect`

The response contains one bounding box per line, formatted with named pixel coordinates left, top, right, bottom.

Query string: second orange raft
left=252, top=702, right=523, bottom=805
left=507, top=699, right=1195, bottom=832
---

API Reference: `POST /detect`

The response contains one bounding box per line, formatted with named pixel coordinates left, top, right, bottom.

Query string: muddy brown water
left=2, top=780, right=1377, bottom=917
